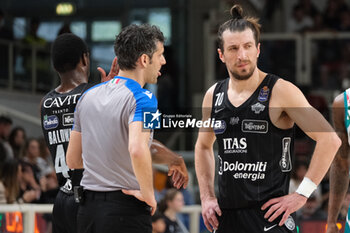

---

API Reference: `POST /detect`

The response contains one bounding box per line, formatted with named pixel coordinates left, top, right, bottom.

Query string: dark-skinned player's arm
left=150, top=139, right=189, bottom=189
left=98, top=57, right=119, bottom=82
left=326, top=93, right=349, bottom=233
left=195, top=84, right=222, bottom=232
left=262, top=79, right=341, bottom=226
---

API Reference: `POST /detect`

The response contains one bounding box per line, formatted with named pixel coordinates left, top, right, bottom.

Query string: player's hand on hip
left=168, top=155, right=189, bottom=189
left=326, top=222, right=341, bottom=233
left=98, top=56, right=119, bottom=82
left=201, top=197, right=222, bottom=232
left=261, top=192, right=307, bottom=226
left=122, top=189, right=157, bottom=215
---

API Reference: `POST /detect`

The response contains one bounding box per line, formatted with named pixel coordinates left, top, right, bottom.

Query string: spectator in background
left=18, top=160, right=41, bottom=203
left=338, top=10, right=350, bottom=31
left=9, top=127, right=26, bottom=159
left=22, top=138, right=56, bottom=192
left=295, top=0, right=319, bottom=18
left=0, top=115, right=13, bottom=158
left=0, top=142, right=7, bottom=203
left=159, top=189, right=189, bottom=233
left=323, top=0, right=349, bottom=30
left=287, top=5, right=313, bottom=33
left=1, top=158, right=20, bottom=203
left=152, top=211, right=166, bottom=233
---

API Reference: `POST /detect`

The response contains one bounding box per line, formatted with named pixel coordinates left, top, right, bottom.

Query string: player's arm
left=262, top=80, right=341, bottom=226
left=124, top=121, right=157, bottom=215
left=66, top=131, right=83, bottom=169
left=326, top=93, right=350, bottom=233
left=195, top=84, right=221, bottom=232
left=97, top=57, right=119, bottom=82
left=150, top=139, right=189, bottom=189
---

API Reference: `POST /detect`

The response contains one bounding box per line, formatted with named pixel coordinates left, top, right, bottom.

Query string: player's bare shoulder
left=202, top=83, right=218, bottom=108
left=270, top=78, right=310, bottom=108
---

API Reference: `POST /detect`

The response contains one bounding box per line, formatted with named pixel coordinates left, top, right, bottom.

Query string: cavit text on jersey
left=43, top=93, right=81, bottom=108
left=47, top=128, right=71, bottom=145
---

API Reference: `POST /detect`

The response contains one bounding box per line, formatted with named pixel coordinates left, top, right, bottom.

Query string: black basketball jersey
left=211, top=74, right=294, bottom=209
left=41, top=83, right=92, bottom=193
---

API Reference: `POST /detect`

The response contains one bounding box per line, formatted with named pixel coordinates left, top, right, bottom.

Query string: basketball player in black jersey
left=195, top=5, right=341, bottom=233
left=41, top=33, right=188, bottom=233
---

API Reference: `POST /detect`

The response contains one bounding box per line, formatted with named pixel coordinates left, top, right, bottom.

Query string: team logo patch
left=258, top=86, right=269, bottom=102
left=43, top=115, right=59, bottom=130
left=62, top=113, right=74, bottom=126
left=214, top=120, right=226, bottom=134
left=241, top=120, right=268, bottom=133
left=251, top=102, right=265, bottom=114
left=284, top=216, right=295, bottom=231
left=143, top=109, right=161, bottom=129
left=230, top=117, right=239, bottom=125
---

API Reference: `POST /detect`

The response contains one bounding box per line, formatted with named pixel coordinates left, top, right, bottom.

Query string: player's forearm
left=130, top=145, right=154, bottom=202
left=327, top=155, right=349, bottom=223
left=195, top=144, right=216, bottom=201
left=305, top=132, right=341, bottom=184
left=150, top=140, right=182, bottom=165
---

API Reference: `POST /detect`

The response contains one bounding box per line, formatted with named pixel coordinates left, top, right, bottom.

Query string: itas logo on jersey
left=223, top=138, right=247, bottom=154
left=62, top=113, right=74, bottom=126
left=242, top=120, right=268, bottom=133
left=43, top=115, right=59, bottom=130
left=43, top=94, right=81, bottom=108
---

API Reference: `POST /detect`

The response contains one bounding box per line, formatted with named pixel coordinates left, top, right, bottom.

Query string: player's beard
left=229, top=64, right=255, bottom=81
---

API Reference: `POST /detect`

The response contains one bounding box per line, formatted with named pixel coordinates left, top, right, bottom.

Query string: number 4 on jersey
left=55, top=144, right=70, bottom=178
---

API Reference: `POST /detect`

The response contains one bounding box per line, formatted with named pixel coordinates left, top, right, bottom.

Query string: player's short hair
left=51, top=33, right=88, bottom=73
left=114, top=24, right=164, bottom=70
left=218, top=4, right=261, bottom=51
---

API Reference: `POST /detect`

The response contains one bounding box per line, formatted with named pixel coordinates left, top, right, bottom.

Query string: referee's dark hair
left=218, top=4, right=261, bottom=51
left=51, top=33, right=88, bottom=73
left=114, top=24, right=164, bottom=70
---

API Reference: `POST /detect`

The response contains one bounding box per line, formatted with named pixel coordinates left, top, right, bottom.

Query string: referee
left=67, top=24, right=167, bottom=233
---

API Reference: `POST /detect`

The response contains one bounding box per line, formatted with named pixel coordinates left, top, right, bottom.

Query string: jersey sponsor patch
left=62, top=113, right=74, bottom=126
left=280, top=137, right=292, bottom=172
left=258, top=86, right=269, bottom=102
left=251, top=102, right=265, bottom=114
left=241, top=120, right=268, bottom=133
left=214, top=120, right=226, bottom=134
left=222, top=137, right=247, bottom=154
left=230, top=117, right=239, bottom=125
left=43, top=115, right=59, bottom=130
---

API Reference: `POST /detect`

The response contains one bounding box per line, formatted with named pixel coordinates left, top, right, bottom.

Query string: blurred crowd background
left=1, top=0, right=350, bottom=232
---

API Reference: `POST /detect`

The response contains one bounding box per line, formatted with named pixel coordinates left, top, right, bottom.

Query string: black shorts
left=216, top=207, right=298, bottom=233
left=77, top=190, right=152, bottom=233
left=52, top=190, right=79, bottom=233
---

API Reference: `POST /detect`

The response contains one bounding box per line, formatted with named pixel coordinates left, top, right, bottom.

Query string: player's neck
left=56, top=70, right=88, bottom=93
left=118, top=69, right=146, bottom=87
left=229, top=69, right=264, bottom=93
